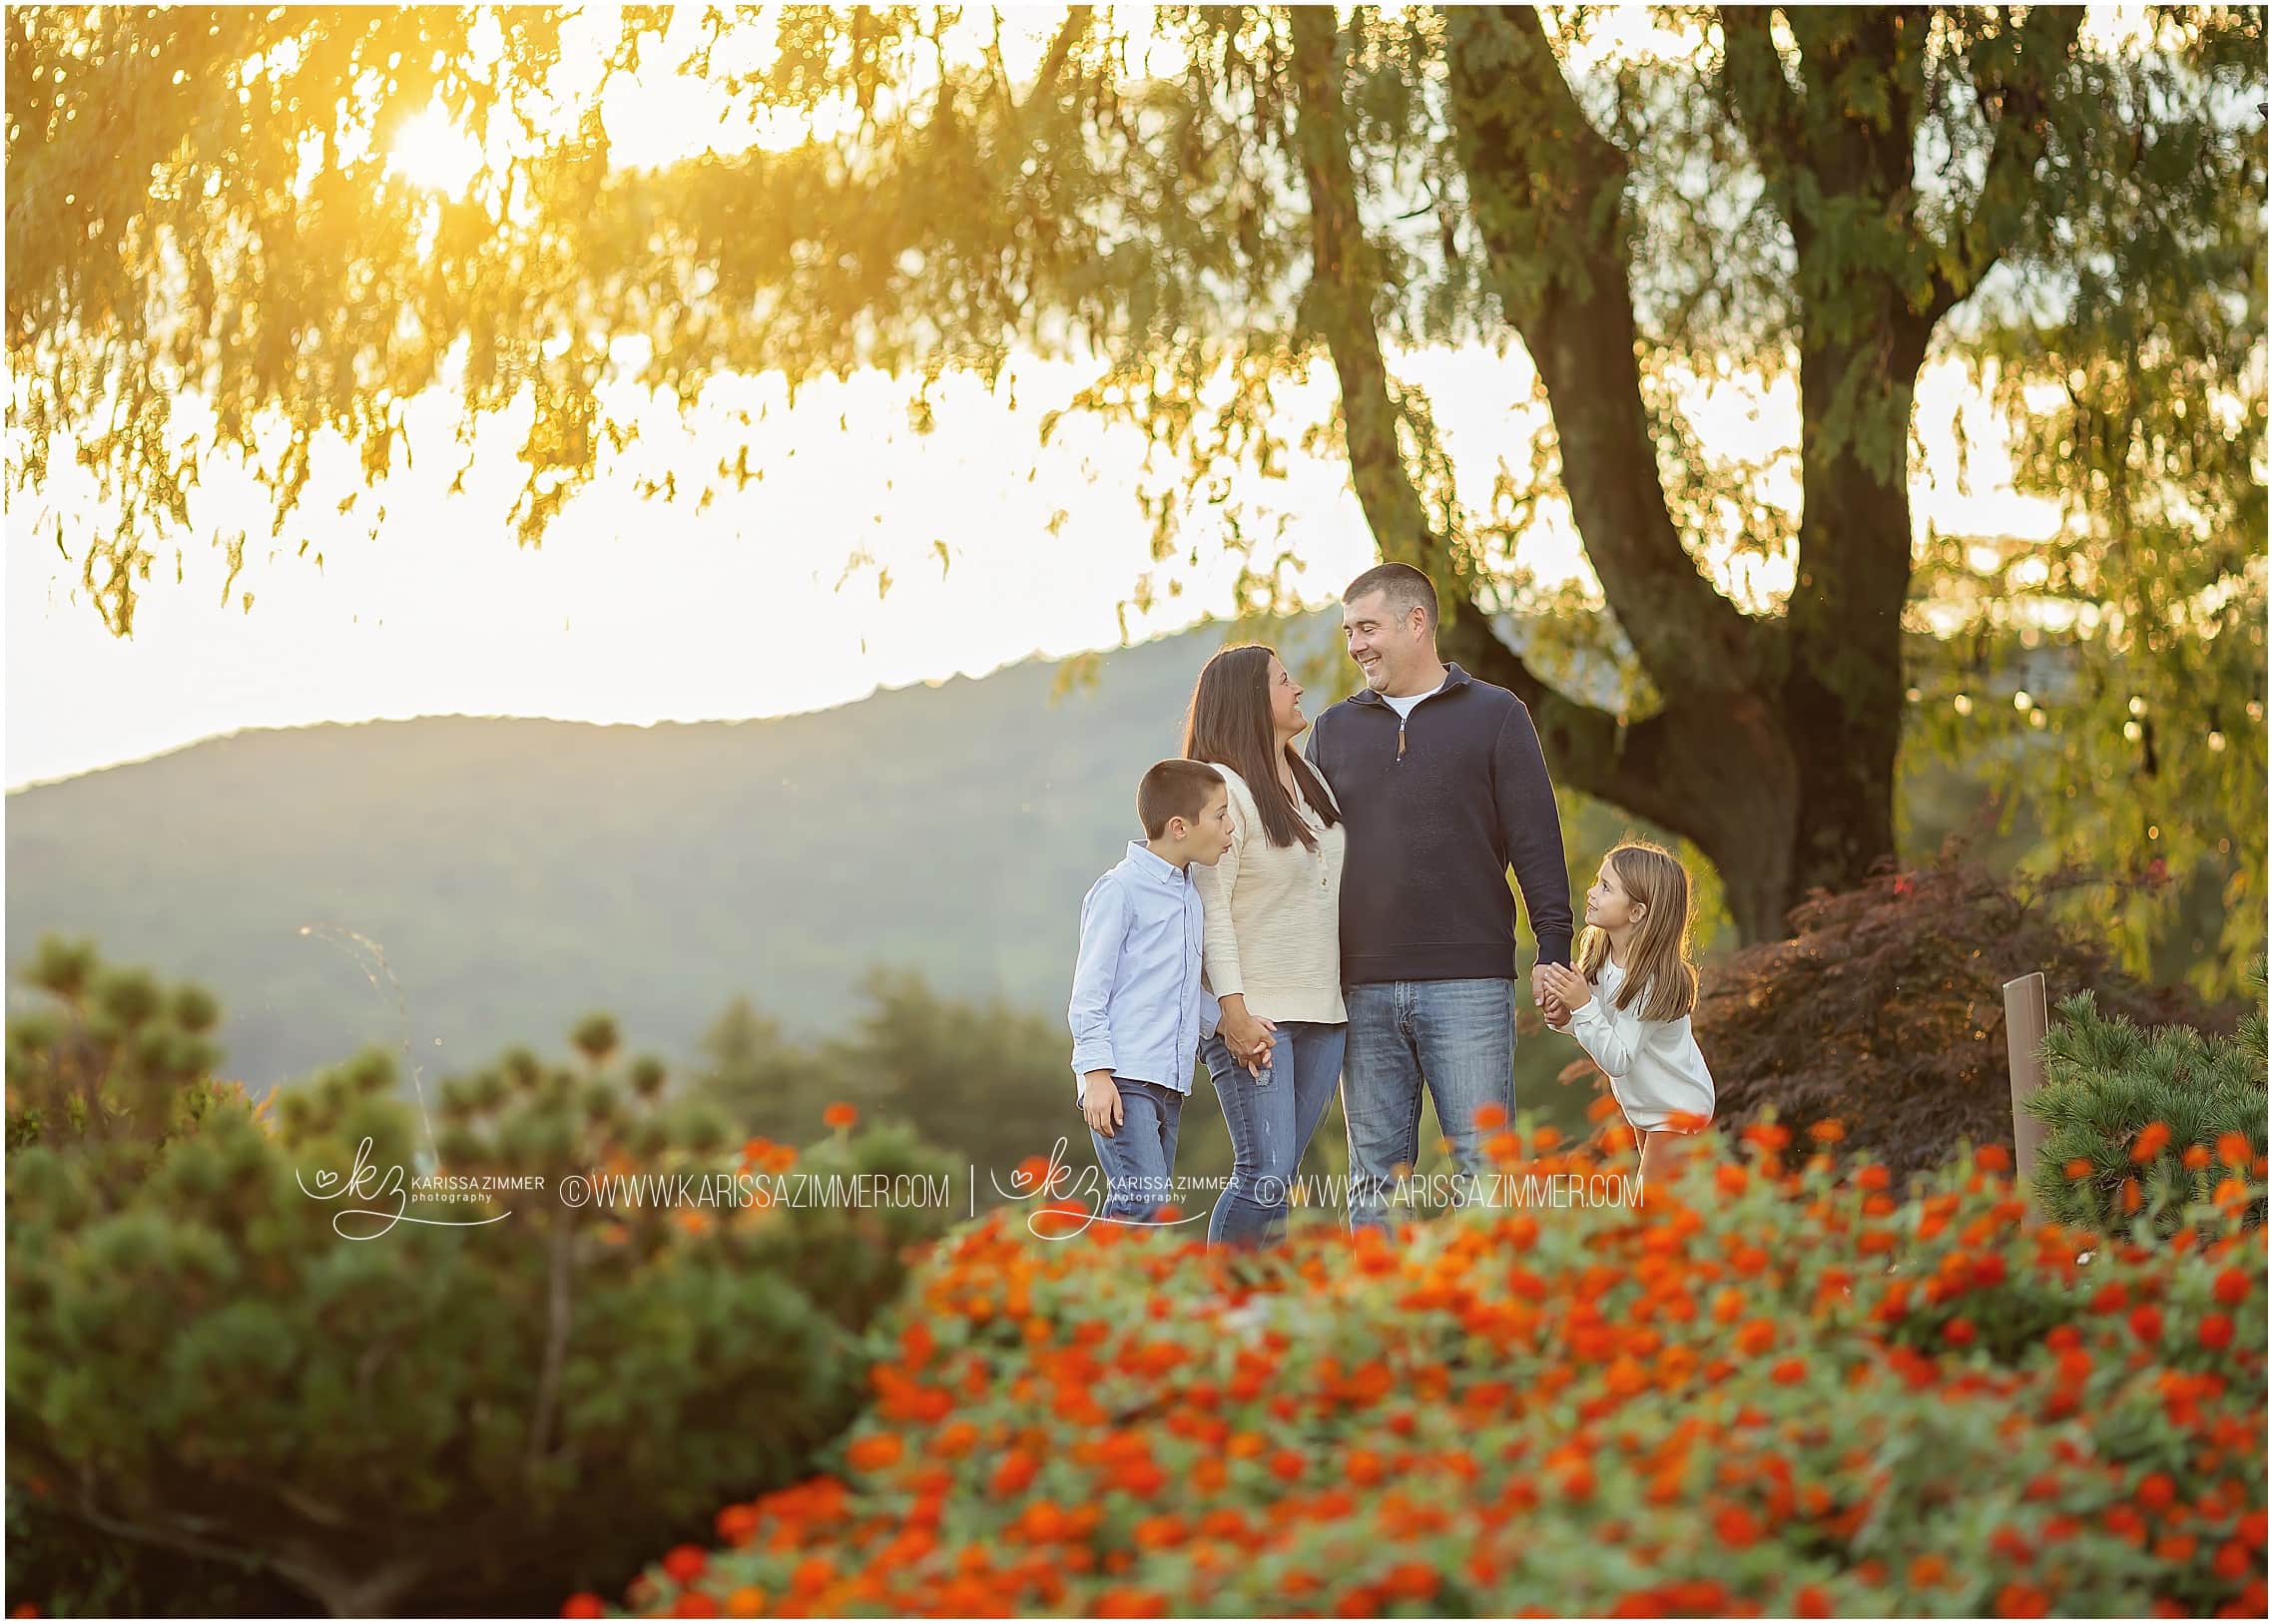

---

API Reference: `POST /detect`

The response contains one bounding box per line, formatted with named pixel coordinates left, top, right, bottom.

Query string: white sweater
left=1191, top=763, right=1347, bottom=1025
left=1559, top=958, right=1715, bottom=1132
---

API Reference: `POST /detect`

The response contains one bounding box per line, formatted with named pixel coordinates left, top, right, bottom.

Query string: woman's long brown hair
left=1575, top=840, right=1699, bottom=1022
left=1181, top=644, right=1339, bottom=850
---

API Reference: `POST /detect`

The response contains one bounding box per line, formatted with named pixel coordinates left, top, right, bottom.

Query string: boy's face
left=1170, top=788, right=1236, bottom=866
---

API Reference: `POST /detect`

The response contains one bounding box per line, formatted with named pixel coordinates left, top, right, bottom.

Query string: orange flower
left=2183, top=1144, right=2212, bottom=1171
left=1976, top=1145, right=2011, bottom=1173
left=847, top=1433, right=903, bottom=1473
left=823, top=1102, right=859, bottom=1130
left=1473, top=1101, right=1510, bottom=1131
left=2119, top=1177, right=2142, bottom=1214
left=2214, top=1269, right=2251, bottom=1307
left=991, top=1450, right=1037, bottom=1496
left=2064, top=1157, right=2094, bottom=1180
left=2131, top=1121, right=2172, bottom=1164
left=562, top=1595, right=607, bottom=1619
left=673, top=1595, right=720, bottom=1619
left=2216, top=1130, right=2252, bottom=1167
left=1856, top=1165, right=1892, bottom=1192
left=2198, top=1313, right=2234, bottom=1351
left=1944, top=1318, right=1977, bottom=1348
left=1994, top=1582, right=2050, bottom=1617
left=1808, top=1120, right=1847, bottom=1144
left=725, top=1587, right=767, bottom=1618
left=662, top=1545, right=708, bottom=1585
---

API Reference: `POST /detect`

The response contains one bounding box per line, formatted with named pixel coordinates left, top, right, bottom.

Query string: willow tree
left=8, top=6, right=2265, bottom=953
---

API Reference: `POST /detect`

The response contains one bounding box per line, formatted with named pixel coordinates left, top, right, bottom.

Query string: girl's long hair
left=1181, top=644, right=1339, bottom=850
left=1576, top=840, right=1699, bottom=1022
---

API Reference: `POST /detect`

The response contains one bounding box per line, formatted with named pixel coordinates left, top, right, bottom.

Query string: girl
left=1183, top=644, right=1347, bottom=1248
left=1537, top=840, right=1715, bottom=1183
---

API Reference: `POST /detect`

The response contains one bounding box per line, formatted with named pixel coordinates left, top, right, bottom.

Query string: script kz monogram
left=294, top=1137, right=511, bottom=1240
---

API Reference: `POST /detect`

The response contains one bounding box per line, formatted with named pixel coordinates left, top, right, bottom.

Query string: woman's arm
left=1191, top=777, right=1247, bottom=1000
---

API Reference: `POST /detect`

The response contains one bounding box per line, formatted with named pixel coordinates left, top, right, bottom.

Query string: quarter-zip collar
left=1345, top=662, right=1472, bottom=708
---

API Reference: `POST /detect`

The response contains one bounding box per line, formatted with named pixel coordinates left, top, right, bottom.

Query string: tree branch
left=1719, top=6, right=1805, bottom=233
left=1286, top=8, right=1644, bottom=815
left=1019, top=4, right=1091, bottom=117
left=1446, top=5, right=1768, bottom=699
left=1921, top=6, right=2085, bottom=334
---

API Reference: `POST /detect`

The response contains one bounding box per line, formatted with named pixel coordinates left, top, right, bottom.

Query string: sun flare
left=387, top=106, right=484, bottom=193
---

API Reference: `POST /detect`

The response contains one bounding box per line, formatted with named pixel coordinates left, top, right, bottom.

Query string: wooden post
left=2004, top=971, right=2050, bottom=1207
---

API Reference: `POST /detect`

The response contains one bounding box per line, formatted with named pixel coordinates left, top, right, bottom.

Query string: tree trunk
left=1784, top=332, right=1923, bottom=899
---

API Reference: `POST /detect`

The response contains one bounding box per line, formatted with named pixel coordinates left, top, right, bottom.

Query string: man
left=1307, top=562, right=1574, bottom=1233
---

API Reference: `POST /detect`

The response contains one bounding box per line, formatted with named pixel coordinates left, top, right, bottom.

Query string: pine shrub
left=2026, top=963, right=2268, bottom=1236
left=6, top=943, right=954, bottom=1617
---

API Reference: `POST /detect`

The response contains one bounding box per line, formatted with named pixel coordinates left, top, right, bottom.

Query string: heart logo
left=314, top=1169, right=339, bottom=1192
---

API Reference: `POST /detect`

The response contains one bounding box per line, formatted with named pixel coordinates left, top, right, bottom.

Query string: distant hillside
left=5, top=615, right=1359, bottom=1088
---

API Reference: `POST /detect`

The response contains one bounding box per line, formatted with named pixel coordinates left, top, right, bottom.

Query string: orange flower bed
left=585, top=1126, right=2267, bottom=1618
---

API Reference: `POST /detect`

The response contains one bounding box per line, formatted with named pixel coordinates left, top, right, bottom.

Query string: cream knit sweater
left=1192, top=762, right=1347, bottom=1025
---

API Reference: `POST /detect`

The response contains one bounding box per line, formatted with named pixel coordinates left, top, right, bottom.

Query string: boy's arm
left=1067, top=876, right=1131, bottom=1078
left=1493, top=703, right=1574, bottom=968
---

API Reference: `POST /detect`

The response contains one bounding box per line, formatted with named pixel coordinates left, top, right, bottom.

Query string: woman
left=1183, top=644, right=1347, bottom=1247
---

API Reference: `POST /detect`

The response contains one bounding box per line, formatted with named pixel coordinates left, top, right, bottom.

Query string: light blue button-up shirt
left=1068, top=840, right=1219, bottom=1093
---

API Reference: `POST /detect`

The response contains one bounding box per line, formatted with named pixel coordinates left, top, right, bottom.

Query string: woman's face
left=1267, top=655, right=1306, bottom=739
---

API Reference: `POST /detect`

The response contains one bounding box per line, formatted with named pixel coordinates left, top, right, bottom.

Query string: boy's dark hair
left=1137, top=759, right=1224, bottom=838
left=1344, top=561, right=1439, bottom=633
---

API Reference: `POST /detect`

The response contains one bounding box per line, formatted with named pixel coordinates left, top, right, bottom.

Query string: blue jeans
left=1089, top=1077, right=1186, bottom=1223
left=1342, top=978, right=1515, bottom=1234
left=1201, top=1020, right=1348, bottom=1248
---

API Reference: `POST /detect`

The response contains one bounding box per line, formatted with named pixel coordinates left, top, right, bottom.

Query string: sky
left=3, top=7, right=2067, bottom=793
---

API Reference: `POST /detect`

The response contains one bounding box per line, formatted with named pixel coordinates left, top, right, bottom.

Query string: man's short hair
left=1344, top=562, right=1439, bottom=633
left=1137, top=759, right=1223, bottom=838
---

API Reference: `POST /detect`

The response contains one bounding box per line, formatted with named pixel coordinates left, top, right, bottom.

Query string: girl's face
left=1267, top=655, right=1307, bottom=739
left=1584, top=858, right=1646, bottom=933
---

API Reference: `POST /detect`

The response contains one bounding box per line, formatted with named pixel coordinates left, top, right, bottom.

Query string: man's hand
left=1529, top=961, right=1559, bottom=1012
left=1080, top=1071, right=1123, bottom=1136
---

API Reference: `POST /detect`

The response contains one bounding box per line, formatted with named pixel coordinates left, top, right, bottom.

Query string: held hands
left=1080, top=1071, right=1124, bottom=1136
left=1219, top=997, right=1278, bottom=1079
left=1536, top=962, right=1594, bottom=1023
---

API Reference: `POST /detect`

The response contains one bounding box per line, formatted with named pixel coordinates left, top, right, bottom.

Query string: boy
left=1067, top=759, right=1234, bottom=1223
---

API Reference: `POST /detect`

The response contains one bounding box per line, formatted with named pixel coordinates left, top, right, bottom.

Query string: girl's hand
left=1540, top=991, right=1571, bottom=1031
left=1539, top=963, right=1593, bottom=1014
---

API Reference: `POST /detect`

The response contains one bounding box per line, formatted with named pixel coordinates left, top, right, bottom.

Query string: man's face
left=1343, top=590, right=1423, bottom=693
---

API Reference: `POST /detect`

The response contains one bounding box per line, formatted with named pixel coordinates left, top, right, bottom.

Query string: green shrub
left=6, top=950, right=956, bottom=1617
left=2026, top=961, right=2268, bottom=1236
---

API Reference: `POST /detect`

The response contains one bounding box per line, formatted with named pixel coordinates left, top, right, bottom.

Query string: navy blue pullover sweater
left=1307, top=663, right=1574, bottom=984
